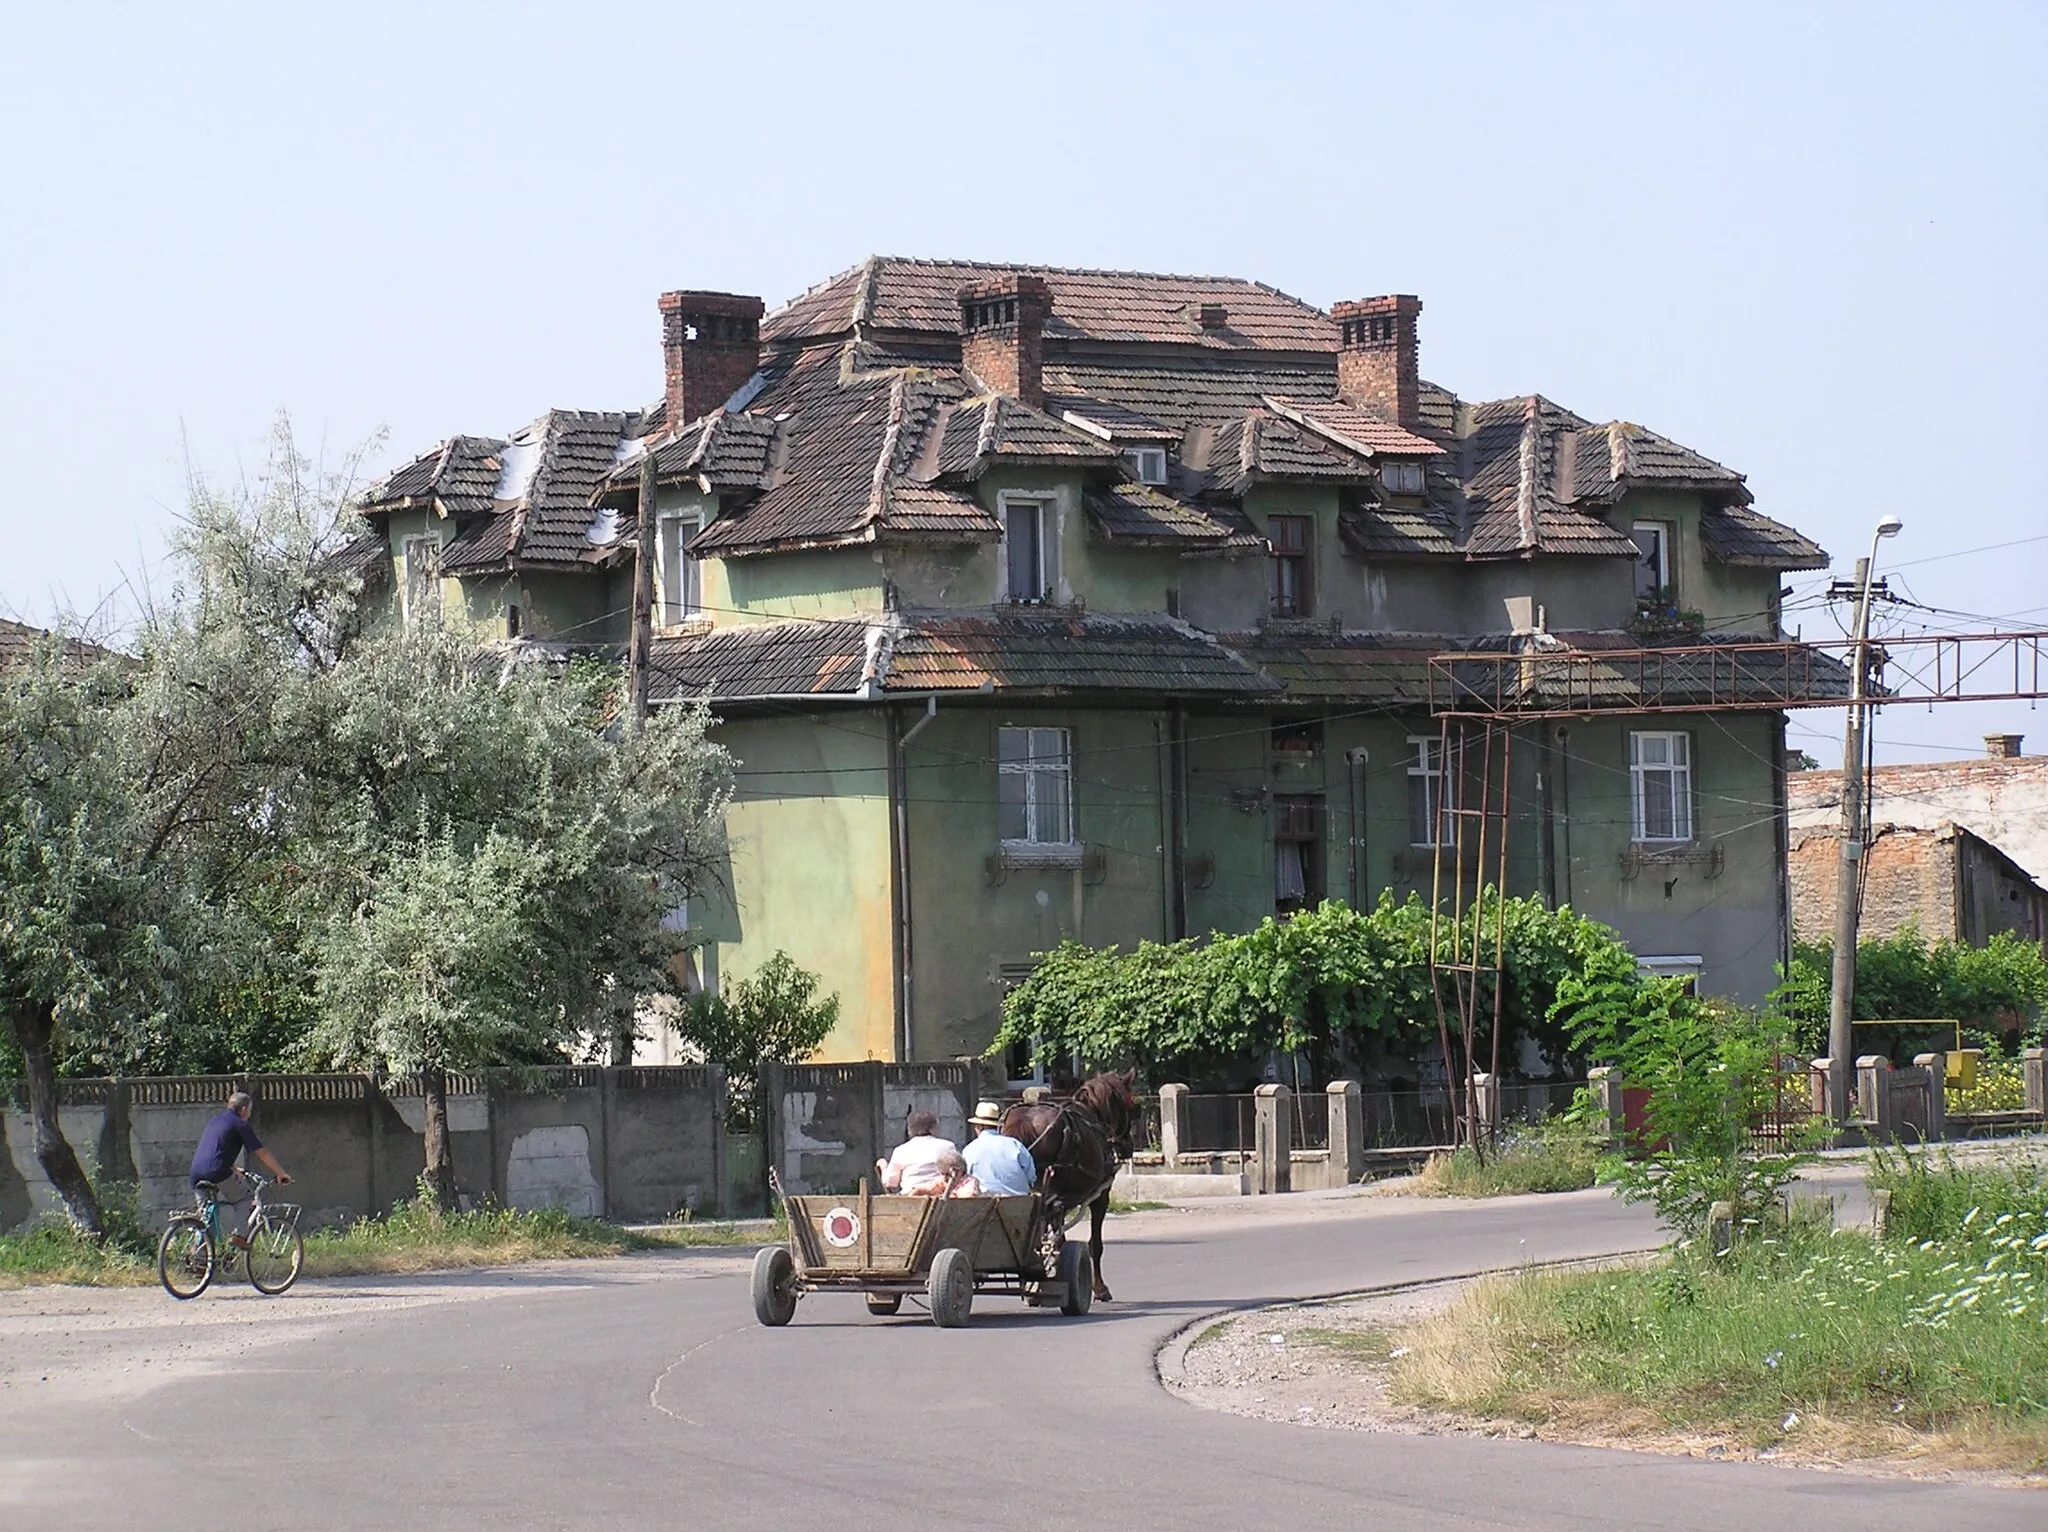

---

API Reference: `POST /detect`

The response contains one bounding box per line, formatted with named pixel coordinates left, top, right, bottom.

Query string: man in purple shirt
left=188, top=1091, right=292, bottom=1249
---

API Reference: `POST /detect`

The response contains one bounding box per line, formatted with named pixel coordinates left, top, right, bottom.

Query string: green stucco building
left=339, top=258, right=1841, bottom=1076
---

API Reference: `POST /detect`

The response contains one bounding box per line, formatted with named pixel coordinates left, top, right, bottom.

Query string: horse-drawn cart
left=751, top=1182, right=1094, bottom=1328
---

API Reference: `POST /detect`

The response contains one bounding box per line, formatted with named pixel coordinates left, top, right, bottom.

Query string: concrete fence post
left=2025, top=1047, right=2046, bottom=1117
left=1808, top=1057, right=1831, bottom=1119
left=1855, top=1055, right=1890, bottom=1139
left=1253, top=1083, right=1291, bottom=1196
left=1587, top=1066, right=1625, bottom=1150
left=1708, top=1199, right=1736, bottom=1256
left=1327, top=1080, right=1364, bottom=1184
left=1158, top=1083, right=1188, bottom=1167
left=1911, top=1053, right=1947, bottom=1143
left=1471, top=1072, right=1500, bottom=1141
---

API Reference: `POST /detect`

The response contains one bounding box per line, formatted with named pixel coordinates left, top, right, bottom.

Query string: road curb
left=1153, top=1247, right=1663, bottom=1393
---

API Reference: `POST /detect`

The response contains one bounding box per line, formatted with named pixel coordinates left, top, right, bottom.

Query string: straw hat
left=970, top=1100, right=1008, bottom=1128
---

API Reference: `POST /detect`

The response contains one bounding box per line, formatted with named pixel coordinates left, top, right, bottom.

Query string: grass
left=0, top=1197, right=784, bottom=1288
left=1110, top=1196, right=1170, bottom=1214
left=1295, top=1324, right=1398, bottom=1363
left=1379, top=1160, right=2048, bottom=1471
left=1411, top=1136, right=1603, bottom=1198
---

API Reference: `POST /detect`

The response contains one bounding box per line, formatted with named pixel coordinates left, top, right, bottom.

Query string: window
left=1001, top=496, right=1057, bottom=603
left=1273, top=794, right=1325, bottom=913
left=1121, top=446, right=1168, bottom=485
left=1271, top=720, right=1321, bottom=758
left=998, top=727, right=1074, bottom=846
left=1629, top=731, right=1694, bottom=843
left=1382, top=460, right=1425, bottom=495
left=401, top=535, right=441, bottom=624
left=657, top=509, right=705, bottom=624
left=1407, top=735, right=1452, bottom=846
left=1268, top=515, right=1312, bottom=618
left=1631, top=521, right=1673, bottom=601
left=1637, top=955, right=1703, bottom=993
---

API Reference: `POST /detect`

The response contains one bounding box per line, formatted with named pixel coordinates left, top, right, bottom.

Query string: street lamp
left=1826, top=516, right=1904, bottom=1124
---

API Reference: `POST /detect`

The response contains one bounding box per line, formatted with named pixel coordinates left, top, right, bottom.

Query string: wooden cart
left=751, top=1181, right=1093, bottom=1328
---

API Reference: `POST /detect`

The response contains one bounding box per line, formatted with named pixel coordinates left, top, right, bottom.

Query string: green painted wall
left=1621, top=489, right=1784, bottom=635
left=700, top=711, right=899, bottom=1061
left=713, top=548, right=886, bottom=624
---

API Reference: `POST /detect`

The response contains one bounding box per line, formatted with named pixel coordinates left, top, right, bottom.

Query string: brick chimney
left=1985, top=733, right=2024, bottom=759
left=1331, top=294, right=1423, bottom=430
left=958, top=275, right=1052, bottom=408
left=658, top=290, right=764, bottom=429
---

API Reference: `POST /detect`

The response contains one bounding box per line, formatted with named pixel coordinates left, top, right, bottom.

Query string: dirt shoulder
left=1158, top=1266, right=2045, bottom=1489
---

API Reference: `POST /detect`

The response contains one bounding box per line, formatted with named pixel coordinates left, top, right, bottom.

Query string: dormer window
left=1382, top=460, right=1426, bottom=496
left=1122, top=446, right=1168, bottom=486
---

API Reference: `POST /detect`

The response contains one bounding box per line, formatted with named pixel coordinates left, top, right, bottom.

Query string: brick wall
left=1788, top=756, right=2048, bottom=886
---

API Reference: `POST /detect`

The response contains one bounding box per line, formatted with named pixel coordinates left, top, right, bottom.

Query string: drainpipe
left=1345, top=744, right=1370, bottom=909
left=1537, top=728, right=1558, bottom=907
left=1773, top=713, right=1793, bottom=980
left=1154, top=714, right=1175, bottom=941
left=1169, top=703, right=1189, bottom=940
left=1553, top=724, right=1574, bottom=907
left=887, top=695, right=938, bottom=1065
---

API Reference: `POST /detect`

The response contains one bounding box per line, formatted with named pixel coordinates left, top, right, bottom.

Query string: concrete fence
left=4, top=1066, right=748, bottom=1233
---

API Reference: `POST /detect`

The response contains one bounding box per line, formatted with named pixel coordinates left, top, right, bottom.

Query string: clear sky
left=2, top=1, right=2042, bottom=767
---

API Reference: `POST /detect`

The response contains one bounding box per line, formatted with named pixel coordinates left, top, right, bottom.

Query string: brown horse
left=1000, top=1070, right=1137, bottom=1302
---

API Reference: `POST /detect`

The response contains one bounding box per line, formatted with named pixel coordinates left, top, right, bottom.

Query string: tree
left=0, top=644, right=164, bottom=1234
left=994, top=893, right=1642, bottom=1085
left=1784, top=928, right=2048, bottom=1053
left=672, top=951, right=839, bottom=1130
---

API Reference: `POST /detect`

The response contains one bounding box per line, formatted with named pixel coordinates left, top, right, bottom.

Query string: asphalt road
left=1, top=1186, right=2037, bottom=1531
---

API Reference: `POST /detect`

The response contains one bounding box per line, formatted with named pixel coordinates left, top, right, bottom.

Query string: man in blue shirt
left=961, top=1100, right=1036, bottom=1197
left=189, top=1091, right=292, bottom=1249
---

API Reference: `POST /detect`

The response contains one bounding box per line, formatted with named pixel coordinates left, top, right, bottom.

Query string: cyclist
left=188, top=1090, right=292, bottom=1250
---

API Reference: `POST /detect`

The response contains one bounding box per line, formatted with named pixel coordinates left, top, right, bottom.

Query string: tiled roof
left=518, top=411, right=636, bottom=565
left=358, top=435, right=506, bottom=519
left=1699, top=503, right=1829, bottom=569
left=1222, top=631, right=1450, bottom=703
left=312, top=530, right=392, bottom=586
left=1568, top=422, right=1745, bottom=501
left=1050, top=396, right=1180, bottom=443
left=1043, top=359, right=1335, bottom=432
left=1338, top=504, right=1459, bottom=559
left=0, top=617, right=127, bottom=672
left=880, top=484, right=1001, bottom=538
left=1457, top=397, right=1643, bottom=560
left=647, top=612, right=1276, bottom=703
left=1261, top=396, right=1445, bottom=458
left=1085, top=482, right=1242, bottom=547
left=763, top=257, right=1336, bottom=353
left=1431, top=635, right=1855, bottom=712
left=1202, top=409, right=1377, bottom=494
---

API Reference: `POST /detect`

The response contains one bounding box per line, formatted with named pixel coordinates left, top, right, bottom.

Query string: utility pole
left=1825, top=516, right=1902, bottom=1124
left=627, top=452, right=657, bottom=731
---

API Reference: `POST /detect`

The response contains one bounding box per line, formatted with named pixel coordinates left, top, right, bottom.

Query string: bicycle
left=157, top=1171, right=305, bottom=1299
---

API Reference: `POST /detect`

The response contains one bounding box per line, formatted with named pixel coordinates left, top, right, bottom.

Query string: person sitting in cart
left=962, top=1100, right=1036, bottom=1197
left=913, top=1148, right=981, bottom=1198
left=876, top=1111, right=956, bottom=1194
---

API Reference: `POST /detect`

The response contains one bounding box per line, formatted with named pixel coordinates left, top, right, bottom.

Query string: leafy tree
left=995, top=892, right=1642, bottom=1085
left=0, top=644, right=167, bottom=1234
left=672, top=950, right=839, bottom=1130
left=1785, top=928, right=2048, bottom=1054
left=1558, top=945, right=1824, bottom=1237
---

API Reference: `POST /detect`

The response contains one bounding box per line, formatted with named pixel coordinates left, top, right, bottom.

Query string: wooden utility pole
left=627, top=452, right=656, bottom=730
left=1826, top=516, right=1901, bottom=1124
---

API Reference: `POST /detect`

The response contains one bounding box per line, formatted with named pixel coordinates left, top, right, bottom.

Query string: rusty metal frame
left=1425, top=631, right=2047, bottom=719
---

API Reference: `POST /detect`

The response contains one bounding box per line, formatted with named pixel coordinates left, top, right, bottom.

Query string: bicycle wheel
left=157, top=1219, right=216, bottom=1300
left=246, top=1220, right=304, bottom=1296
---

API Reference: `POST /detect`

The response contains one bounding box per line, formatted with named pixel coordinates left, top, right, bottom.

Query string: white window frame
left=656, top=507, right=705, bottom=626
left=1407, top=735, right=1452, bottom=847
left=1629, top=730, right=1694, bottom=843
left=998, top=492, right=1058, bottom=604
left=1121, top=446, right=1168, bottom=486
left=1631, top=521, right=1673, bottom=599
left=401, top=534, right=441, bottom=625
left=998, top=725, right=1076, bottom=850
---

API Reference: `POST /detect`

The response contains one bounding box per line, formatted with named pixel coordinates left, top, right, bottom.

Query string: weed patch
left=1413, top=1141, right=1600, bottom=1198
left=1386, top=1224, right=2048, bottom=1470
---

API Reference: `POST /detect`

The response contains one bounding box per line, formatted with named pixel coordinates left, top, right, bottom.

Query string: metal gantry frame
left=1419, top=627, right=2048, bottom=1149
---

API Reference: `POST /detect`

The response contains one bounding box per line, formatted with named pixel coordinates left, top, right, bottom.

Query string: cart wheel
left=927, top=1247, right=973, bottom=1328
left=1058, top=1241, right=1094, bottom=1317
left=865, top=1293, right=903, bottom=1317
left=752, top=1247, right=799, bottom=1327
